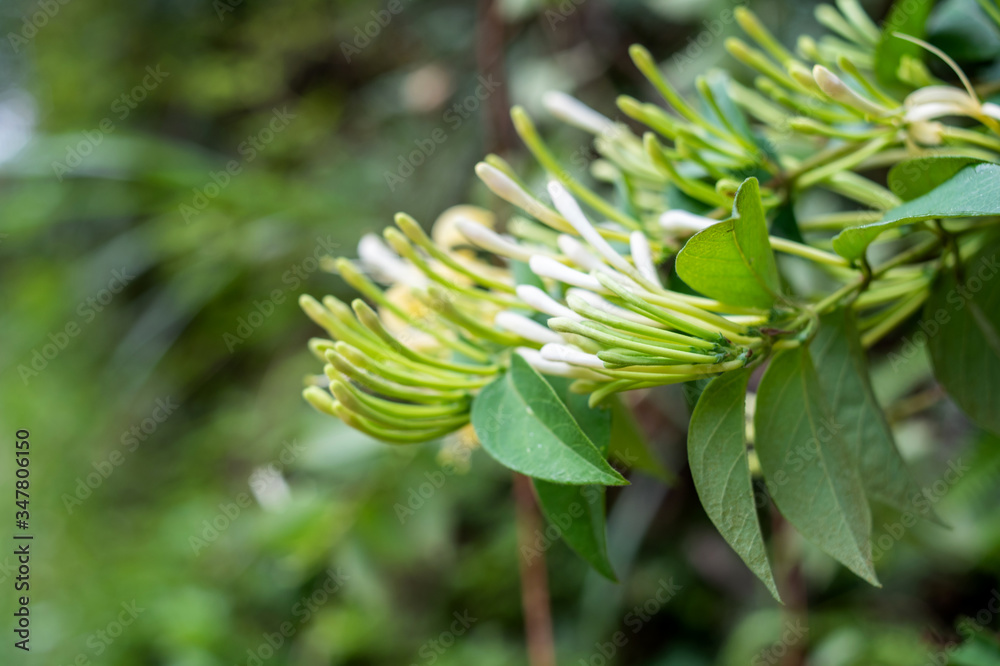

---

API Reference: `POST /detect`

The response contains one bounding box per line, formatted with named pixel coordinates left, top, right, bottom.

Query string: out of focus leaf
left=926, top=238, right=1000, bottom=435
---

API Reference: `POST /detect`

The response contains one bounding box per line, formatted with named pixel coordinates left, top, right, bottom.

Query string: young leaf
left=833, top=164, right=1000, bottom=260
left=926, top=240, right=1000, bottom=435
left=811, top=311, right=932, bottom=519
left=472, top=354, right=629, bottom=486
left=874, top=0, right=933, bottom=89
left=532, top=481, right=617, bottom=580
left=688, top=368, right=781, bottom=601
left=676, top=177, right=782, bottom=309
left=754, top=348, right=879, bottom=586
left=886, top=156, right=985, bottom=202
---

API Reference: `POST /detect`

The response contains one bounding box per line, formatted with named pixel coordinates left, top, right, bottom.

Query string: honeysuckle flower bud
left=540, top=343, right=606, bottom=369
left=248, top=465, right=292, bottom=512
left=357, top=233, right=425, bottom=286
left=474, top=162, right=571, bottom=232
left=659, top=209, right=717, bottom=236
left=547, top=181, right=636, bottom=276
left=494, top=311, right=565, bottom=346
left=515, top=285, right=582, bottom=321
left=629, top=231, right=662, bottom=288
left=813, top=65, right=891, bottom=117
left=557, top=234, right=604, bottom=271
left=431, top=205, right=496, bottom=252
left=529, top=255, right=603, bottom=291
left=515, top=347, right=578, bottom=377
left=457, top=219, right=534, bottom=262
left=542, top=91, right=617, bottom=135
left=566, top=288, right=662, bottom=327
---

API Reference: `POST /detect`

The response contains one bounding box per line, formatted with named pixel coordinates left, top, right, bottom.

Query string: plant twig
left=513, top=473, right=557, bottom=666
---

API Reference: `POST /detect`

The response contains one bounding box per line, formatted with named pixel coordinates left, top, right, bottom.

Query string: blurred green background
left=1, top=0, right=999, bottom=664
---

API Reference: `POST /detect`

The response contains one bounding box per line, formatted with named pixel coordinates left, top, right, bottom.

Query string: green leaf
left=886, top=156, right=985, bottom=201
left=833, top=163, right=1000, bottom=260
left=472, top=354, right=629, bottom=486
left=874, top=0, right=933, bottom=89
left=754, top=348, right=879, bottom=586
left=676, top=177, right=782, bottom=309
left=547, top=375, right=613, bottom=455
left=532, top=481, right=617, bottom=580
left=688, top=369, right=780, bottom=601
left=811, top=311, right=932, bottom=519
left=529, top=374, right=618, bottom=579
left=608, top=396, right=673, bottom=481
left=928, top=0, right=1000, bottom=64
left=926, top=239, right=1000, bottom=435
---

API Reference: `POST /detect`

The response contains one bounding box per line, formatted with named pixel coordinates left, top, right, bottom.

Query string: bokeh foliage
left=1, top=0, right=999, bottom=664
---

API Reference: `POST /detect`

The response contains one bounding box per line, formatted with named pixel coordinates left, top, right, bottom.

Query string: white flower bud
left=529, top=255, right=603, bottom=291
left=542, top=91, right=616, bottom=135
left=495, top=311, right=564, bottom=345
left=515, top=285, right=582, bottom=321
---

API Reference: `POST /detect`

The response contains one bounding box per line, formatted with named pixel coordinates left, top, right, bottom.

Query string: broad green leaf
left=754, top=348, right=879, bottom=586
left=874, top=0, right=933, bottom=89
left=608, top=396, right=672, bottom=481
left=532, top=481, right=616, bottom=580
left=547, top=375, right=613, bottom=454
left=926, top=239, right=1000, bottom=435
left=676, top=177, right=781, bottom=309
left=472, top=354, right=629, bottom=486
left=811, top=311, right=931, bottom=518
left=833, top=163, right=1000, bottom=260
left=688, top=369, right=780, bottom=601
left=928, top=0, right=1000, bottom=64
left=531, top=375, right=617, bottom=579
left=887, top=156, right=985, bottom=201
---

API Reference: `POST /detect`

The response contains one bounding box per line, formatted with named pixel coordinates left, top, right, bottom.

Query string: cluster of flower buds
left=300, top=0, right=1000, bottom=444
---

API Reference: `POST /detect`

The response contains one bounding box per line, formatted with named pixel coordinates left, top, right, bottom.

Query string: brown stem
left=476, top=0, right=515, bottom=156
left=513, top=472, right=557, bottom=666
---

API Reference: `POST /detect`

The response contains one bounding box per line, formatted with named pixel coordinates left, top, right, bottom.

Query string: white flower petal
left=904, top=101, right=971, bottom=123
left=358, top=234, right=424, bottom=286
left=495, top=311, right=564, bottom=345
left=566, top=288, right=662, bottom=327
left=540, top=343, right=605, bottom=369
left=980, top=102, right=1000, bottom=120
left=475, top=163, right=568, bottom=230
left=529, top=255, right=603, bottom=291
left=905, top=86, right=975, bottom=108
left=546, top=181, right=635, bottom=275
left=557, top=234, right=604, bottom=271
left=629, top=231, right=662, bottom=288
left=456, top=220, right=531, bottom=262
left=515, top=347, right=577, bottom=377
left=515, top=285, right=582, bottom=321
left=542, top=91, right=616, bottom=135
